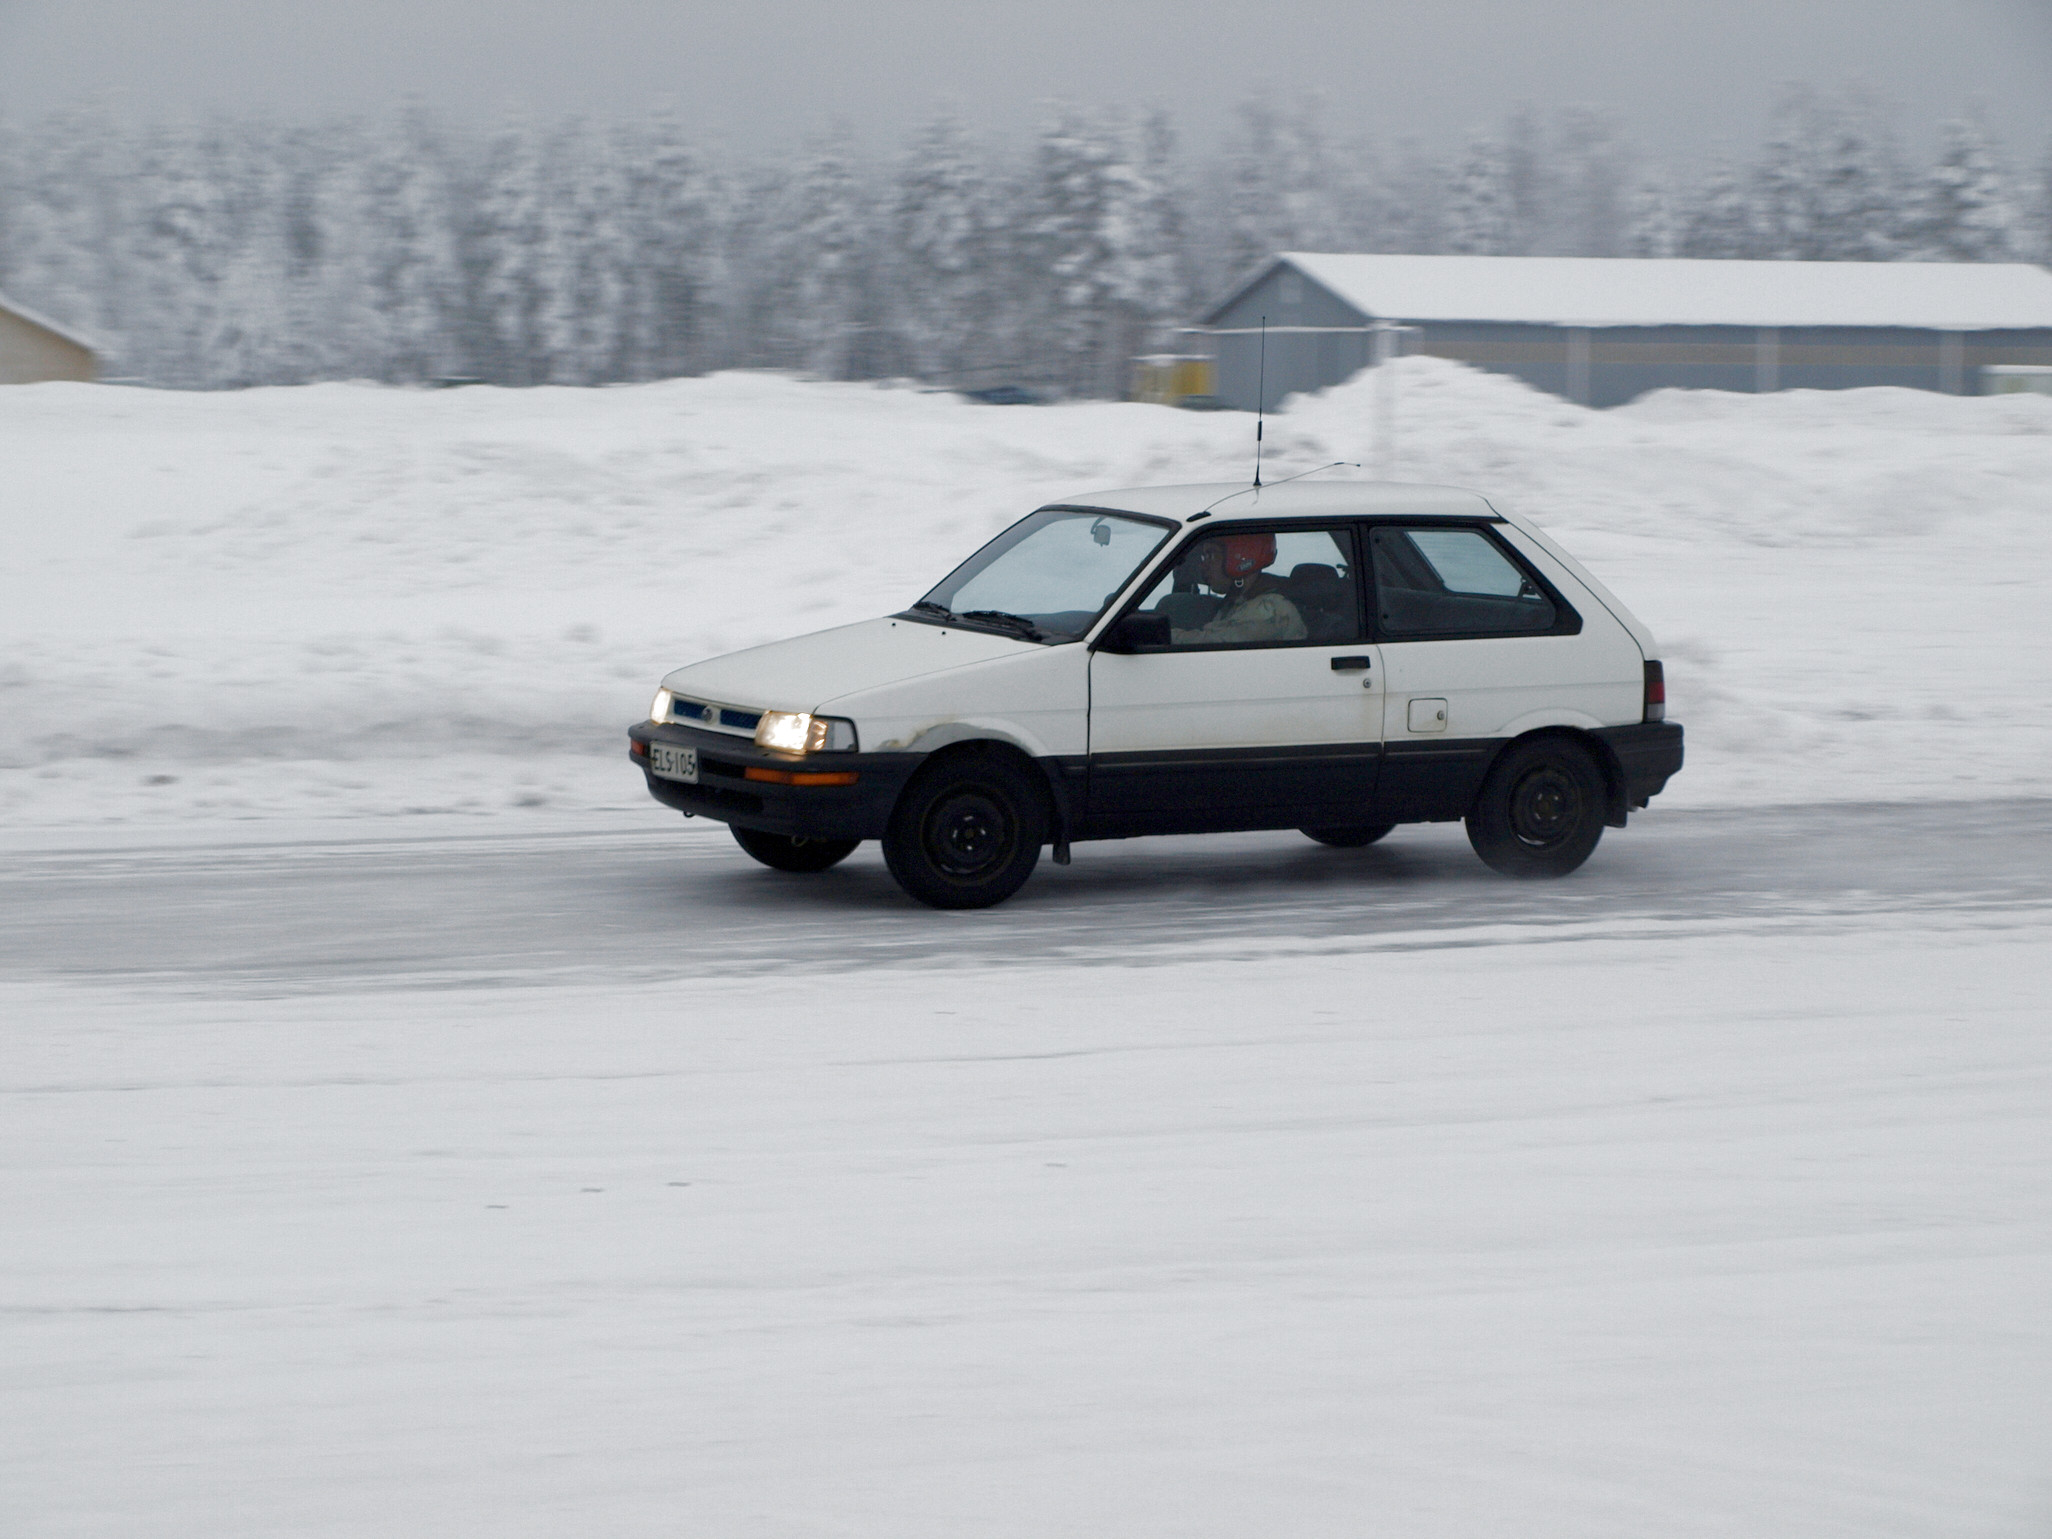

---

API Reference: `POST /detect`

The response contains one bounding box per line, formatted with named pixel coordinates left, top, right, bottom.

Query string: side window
left=1133, top=527, right=1363, bottom=648
left=1371, top=526, right=1558, bottom=638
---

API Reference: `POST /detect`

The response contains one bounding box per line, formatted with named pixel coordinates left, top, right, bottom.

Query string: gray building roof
left=1207, top=255, right=2052, bottom=331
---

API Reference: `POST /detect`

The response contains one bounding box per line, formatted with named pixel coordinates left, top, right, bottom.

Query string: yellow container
left=1130, top=354, right=1217, bottom=405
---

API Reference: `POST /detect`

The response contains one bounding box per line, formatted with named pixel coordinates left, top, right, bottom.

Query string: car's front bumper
left=627, top=720, right=922, bottom=840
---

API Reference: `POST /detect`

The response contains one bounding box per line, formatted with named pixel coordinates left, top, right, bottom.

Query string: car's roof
left=1047, top=480, right=1499, bottom=524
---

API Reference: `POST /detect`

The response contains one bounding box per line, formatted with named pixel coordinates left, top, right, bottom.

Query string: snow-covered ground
left=6, top=906, right=2050, bottom=1537
left=3, top=359, right=2050, bottom=829
left=6, top=367, right=2051, bottom=1537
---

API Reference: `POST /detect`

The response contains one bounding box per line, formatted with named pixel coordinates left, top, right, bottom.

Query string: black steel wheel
left=1465, top=737, right=1606, bottom=878
left=730, top=825, right=860, bottom=873
left=1301, top=824, right=1396, bottom=848
left=882, top=752, right=1047, bottom=909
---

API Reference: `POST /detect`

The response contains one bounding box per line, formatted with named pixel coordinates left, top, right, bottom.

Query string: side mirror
left=1097, top=612, right=1171, bottom=653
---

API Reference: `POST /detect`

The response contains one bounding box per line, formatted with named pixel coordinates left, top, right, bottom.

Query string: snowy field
left=3, top=357, right=2051, bottom=828
left=5, top=366, right=2051, bottom=1536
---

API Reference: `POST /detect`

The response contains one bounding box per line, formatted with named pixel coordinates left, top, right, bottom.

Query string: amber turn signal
left=744, top=767, right=858, bottom=787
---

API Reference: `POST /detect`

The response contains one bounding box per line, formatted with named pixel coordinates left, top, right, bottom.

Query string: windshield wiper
left=956, top=609, right=1049, bottom=643
left=909, top=599, right=956, bottom=621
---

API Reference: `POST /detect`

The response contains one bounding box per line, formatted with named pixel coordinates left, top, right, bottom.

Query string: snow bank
left=3, top=361, right=2049, bottom=828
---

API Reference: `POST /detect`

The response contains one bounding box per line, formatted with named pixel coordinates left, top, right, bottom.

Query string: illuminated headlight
left=649, top=688, right=675, bottom=723
left=754, top=712, right=858, bottom=754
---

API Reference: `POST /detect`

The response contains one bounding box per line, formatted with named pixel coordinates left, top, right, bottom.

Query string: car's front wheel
left=1465, top=737, right=1605, bottom=878
left=1301, top=823, right=1396, bottom=848
left=731, top=825, right=860, bottom=873
left=882, top=752, right=1047, bottom=909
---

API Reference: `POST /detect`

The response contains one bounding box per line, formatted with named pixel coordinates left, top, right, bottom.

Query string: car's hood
left=660, top=615, right=1034, bottom=714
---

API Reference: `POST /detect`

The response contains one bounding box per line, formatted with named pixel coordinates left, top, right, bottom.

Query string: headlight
left=649, top=688, right=674, bottom=723
left=754, top=712, right=858, bottom=753
left=755, top=711, right=813, bottom=752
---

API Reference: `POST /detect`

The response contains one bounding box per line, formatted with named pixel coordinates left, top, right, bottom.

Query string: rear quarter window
left=1371, top=526, right=1569, bottom=638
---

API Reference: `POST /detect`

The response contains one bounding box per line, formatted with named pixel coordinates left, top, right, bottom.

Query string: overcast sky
left=3, top=0, right=2048, bottom=164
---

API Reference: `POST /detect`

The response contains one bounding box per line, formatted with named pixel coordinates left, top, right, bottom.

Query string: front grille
left=665, top=697, right=761, bottom=738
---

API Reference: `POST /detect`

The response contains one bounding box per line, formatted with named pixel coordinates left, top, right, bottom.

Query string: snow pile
left=3, top=360, right=2049, bottom=828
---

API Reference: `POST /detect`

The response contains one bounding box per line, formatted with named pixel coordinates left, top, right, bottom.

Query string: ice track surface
left=5, top=803, right=2051, bottom=1539
left=6, top=798, right=2052, bottom=991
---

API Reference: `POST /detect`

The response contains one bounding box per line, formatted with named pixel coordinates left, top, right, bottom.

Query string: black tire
left=730, top=825, right=860, bottom=873
left=882, top=751, right=1047, bottom=909
left=1301, top=824, right=1396, bottom=848
left=1464, top=737, right=1606, bottom=878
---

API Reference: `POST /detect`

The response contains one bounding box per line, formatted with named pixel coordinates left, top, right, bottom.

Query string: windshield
left=911, top=508, right=1175, bottom=643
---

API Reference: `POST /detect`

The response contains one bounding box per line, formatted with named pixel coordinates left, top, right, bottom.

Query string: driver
left=1170, top=533, right=1306, bottom=644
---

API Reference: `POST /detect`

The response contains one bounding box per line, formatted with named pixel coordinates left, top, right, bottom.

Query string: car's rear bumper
left=628, top=721, right=922, bottom=840
left=1592, top=721, right=1684, bottom=812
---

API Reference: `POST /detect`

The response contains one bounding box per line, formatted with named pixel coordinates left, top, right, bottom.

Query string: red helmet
left=1216, top=532, right=1277, bottom=579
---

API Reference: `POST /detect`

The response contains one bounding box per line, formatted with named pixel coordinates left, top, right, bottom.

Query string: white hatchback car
left=630, top=481, right=1682, bottom=908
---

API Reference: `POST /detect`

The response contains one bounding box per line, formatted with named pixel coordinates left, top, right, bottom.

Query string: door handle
left=1329, top=655, right=1372, bottom=671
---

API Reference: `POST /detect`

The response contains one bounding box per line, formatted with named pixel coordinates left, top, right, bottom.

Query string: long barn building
left=1196, top=254, right=2052, bottom=410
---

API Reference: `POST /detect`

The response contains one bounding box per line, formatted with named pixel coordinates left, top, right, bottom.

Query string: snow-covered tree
left=1025, top=104, right=1181, bottom=397
left=1914, top=115, right=2018, bottom=261
left=1750, top=87, right=1821, bottom=260
left=2031, top=141, right=2052, bottom=264
left=290, top=131, right=381, bottom=380
left=1445, top=134, right=1517, bottom=255
left=1677, top=153, right=1758, bottom=257
left=1550, top=107, right=1632, bottom=257
left=773, top=138, right=871, bottom=378
left=1212, top=100, right=1346, bottom=288
left=126, top=121, right=240, bottom=384
left=1624, top=173, right=1680, bottom=258
left=1807, top=93, right=1909, bottom=260
left=470, top=115, right=551, bottom=383
left=1498, top=107, right=1549, bottom=256
left=351, top=109, right=462, bottom=380
left=535, top=120, right=632, bottom=383
left=890, top=111, right=993, bottom=384
left=203, top=228, right=294, bottom=386
left=1024, top=104, right=1118, bottom=391
left=1133, top=107, right=1193, bottom=326
left=0, top=104, right=129, bottom=355
left=1377, top=138, right=1446, bottom=255
left=617, top=109, right=723, bottom=381
left=1, top=196, right=96, bottom=334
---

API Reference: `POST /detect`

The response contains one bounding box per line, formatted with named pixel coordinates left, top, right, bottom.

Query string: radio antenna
left=1253, top=315, right=1267, bottom=488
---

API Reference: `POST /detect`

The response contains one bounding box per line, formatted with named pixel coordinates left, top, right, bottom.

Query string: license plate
left=648, top=743, right=698, bottom=784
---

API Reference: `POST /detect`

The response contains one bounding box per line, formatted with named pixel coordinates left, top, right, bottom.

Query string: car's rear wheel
left=730, top=825, right=860, bottom=873
left=1465, top=737, right=1605, bottom=878
left=882, top=752, right=1046, bottom=909
left=1301, top=824, right=1396, bottom=848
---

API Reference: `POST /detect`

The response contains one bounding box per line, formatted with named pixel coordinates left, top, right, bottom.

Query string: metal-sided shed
left=0, top=293, right=98, bottom=384
left=1194, top=254, right=2052, bottom=410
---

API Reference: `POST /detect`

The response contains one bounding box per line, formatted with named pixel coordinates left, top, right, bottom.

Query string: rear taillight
left=1643, top=660, right=1666, bottom=723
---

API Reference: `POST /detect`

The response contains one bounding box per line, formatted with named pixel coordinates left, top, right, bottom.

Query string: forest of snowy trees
left=2, top=86, right=2048, bottom=395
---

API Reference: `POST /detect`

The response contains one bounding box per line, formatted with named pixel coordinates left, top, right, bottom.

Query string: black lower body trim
left=1376, top=737, right=1498, bottom=823
left=1078, top=741, right=1382, bottom=839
